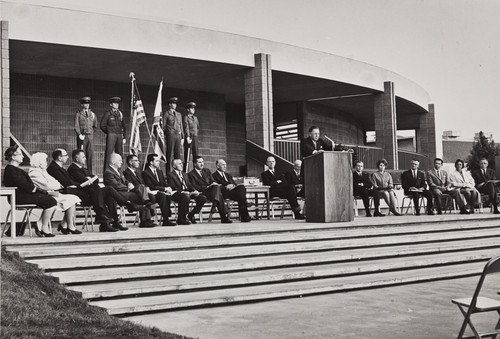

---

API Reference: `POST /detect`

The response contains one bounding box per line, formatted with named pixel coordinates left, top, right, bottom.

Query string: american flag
left=129, top=98, right=146, bottom=155
left=152, top=81, right=166, bottom=161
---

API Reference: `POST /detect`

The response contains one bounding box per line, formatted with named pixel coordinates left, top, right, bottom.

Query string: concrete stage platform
left=3, top=213, right=500, bottom=321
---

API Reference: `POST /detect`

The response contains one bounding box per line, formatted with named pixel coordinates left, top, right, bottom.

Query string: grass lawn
left=1, top=248, right=191, bottom=338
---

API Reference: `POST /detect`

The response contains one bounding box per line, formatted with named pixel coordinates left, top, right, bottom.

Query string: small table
left=1, top=187, right=16, bottom=238
left=245, top=185, right=270, bottom=220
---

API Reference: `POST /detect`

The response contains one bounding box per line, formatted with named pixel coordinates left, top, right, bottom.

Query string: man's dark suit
left=261, top=169, right=300, bottom=212
left=139, top=166, right=191, bottom=224
left=103, top=166, right=151, bottom=224
left=285, top=169, right=304, bottom=198
left=188, top=168, right=228, bottom=220
left=353, top=170, right=380, bottom=215
left=472, top=168, right=499, bottom=206
left=401, top=169, right=434, bottom=214
left=167, top=169, right=207, bottom=219
left=67, top=162, right=127, bottom=224
left=213, top=170, right=251, bottom=221
left=300, top=137, right=333, bottom=158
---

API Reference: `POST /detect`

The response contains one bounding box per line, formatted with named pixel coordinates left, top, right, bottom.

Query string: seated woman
left=3, top=146, right=58, bottom=237
left=28, top=152, right=82, bottom=234
left=370, top=158, right=402, bottom=216
left=448, top=158, right=479, bottom=214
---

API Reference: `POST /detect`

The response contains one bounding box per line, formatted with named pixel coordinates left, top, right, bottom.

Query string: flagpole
left=129, top=72, right=136, bottom=155
left=132, top=80, right=155, bottom=167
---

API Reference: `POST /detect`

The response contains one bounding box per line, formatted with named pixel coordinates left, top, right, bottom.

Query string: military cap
left=185, top=102, right=196, bottom=109
left=167, top=97, right=178, bottom=104
left=109, top=97, right=121, bottom=103
left=79, top=96, right=91, bottom=103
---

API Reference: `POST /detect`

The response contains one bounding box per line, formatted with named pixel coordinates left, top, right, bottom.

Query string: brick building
left=0, top=2, right=436, bottom=177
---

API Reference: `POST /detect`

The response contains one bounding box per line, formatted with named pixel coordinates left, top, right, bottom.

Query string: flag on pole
left=129, top=96, right=146, bottom=155
left=152, top=81, right=166, bottom=161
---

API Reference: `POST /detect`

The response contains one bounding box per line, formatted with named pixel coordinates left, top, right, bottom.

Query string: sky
left=13, top=0, right=500, bottom=147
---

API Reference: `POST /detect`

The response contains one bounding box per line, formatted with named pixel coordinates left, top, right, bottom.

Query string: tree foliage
left=466, top=131, right=499, bottom=171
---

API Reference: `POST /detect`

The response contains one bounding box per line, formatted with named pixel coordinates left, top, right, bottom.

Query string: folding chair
left=208, top=199, right=235, bottom=222
left=353, top=196, right=373, bottom=217
left=400, top=194, right=426, bottom=215
left=452, top=255, right=500, bottom=339
left=3, top=204, right=39, bottom=237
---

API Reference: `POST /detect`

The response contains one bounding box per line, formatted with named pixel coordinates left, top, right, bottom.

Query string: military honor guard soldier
left=163, top=97, right=184, bottom=171
left=184, top=101, right=200, bottom=170
left=74, top=96, right=97, bottom=170
left=101, top=97, right=126, bottom=172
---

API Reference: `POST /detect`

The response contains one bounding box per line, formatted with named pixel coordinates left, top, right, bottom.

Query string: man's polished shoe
left=415, top=210, right=421, bottom=216
left=459, top=208, right=470, bottom=215
left=294, top=212, right=305, bottom=220
left=221, top=217, right=233, bottom=224
left=188, top=213, right=198, bottom=224
left=374, top=211, right=385, bottom=217
left=126, top=202, right=146, bottom=213
left=437, top=209, right=443, bottom=215
left=100, top=223, right=118, bottom=232
left=365, top=212, right=372, bottom=217
left=163, top=219, right=177, bottom=227
left=427, top=210, right=435, bottom=216
left=241, top=216, right=252, bottom=223
left=95, top=215, right=113, bottom=224
left=177, top=218, right=191, bottom=225
left=390, top=208, right=402, bottom=216
left=139, top=220, right=156, bottom=228
left=113, top=223, right=128, bottom=231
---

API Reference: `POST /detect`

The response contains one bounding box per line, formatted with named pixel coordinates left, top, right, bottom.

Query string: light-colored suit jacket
left=426, top=169, right=450, bottom=191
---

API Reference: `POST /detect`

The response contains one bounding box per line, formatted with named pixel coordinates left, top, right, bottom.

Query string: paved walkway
left=126, top=275, right=500, bottom=339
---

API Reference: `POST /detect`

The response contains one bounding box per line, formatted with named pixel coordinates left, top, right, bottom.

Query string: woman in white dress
left=29, top=152, right=82, bottom=234
left=448, top=158, right=479, bottom=213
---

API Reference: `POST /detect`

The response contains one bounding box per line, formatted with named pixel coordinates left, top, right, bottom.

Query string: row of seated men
left=353, top=157, right=500, bottom=217
left=3, top=145, right=257, bottom=237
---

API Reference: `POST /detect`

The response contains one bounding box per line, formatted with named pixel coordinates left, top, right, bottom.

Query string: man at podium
left=262, top=156, right=305, bottom=220
left=300, top=126, right=334, bottom=158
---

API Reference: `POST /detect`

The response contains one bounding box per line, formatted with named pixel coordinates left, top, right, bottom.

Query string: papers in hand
left=81, top=176, right=98, bottom=187
left=487, top=180, right=500, bottom=184
left=409, top=187, right=424, bottom=192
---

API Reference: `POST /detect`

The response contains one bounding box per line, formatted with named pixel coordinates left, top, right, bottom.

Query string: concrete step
left=90, top=261, right=486, bottom=315
left=69, top=241, right=494, bottom=299
left=4, top=214, right=497, bottom=248
left=27, top=231, right=500, bottom=271
left=8, top=219, right=500, bottom=259
left=50, top=247, right=494, bottom=285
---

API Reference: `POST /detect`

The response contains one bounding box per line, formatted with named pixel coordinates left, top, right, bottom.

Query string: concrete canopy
left=10, top=40, right=428, bottom=131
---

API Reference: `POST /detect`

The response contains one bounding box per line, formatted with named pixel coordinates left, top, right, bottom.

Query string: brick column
left=245, top=53, right=273, bottom=176
left=1, top=21, right=9, bottom=164
left=416, top=104, right=437, bottom=167
left=374, top=81, right=398, bottom=169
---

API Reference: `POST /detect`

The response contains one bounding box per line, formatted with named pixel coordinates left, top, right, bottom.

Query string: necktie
left=413, top=170, right=417, bottom=179
left=437, top=170, right=441, bottom=180
left=154, top=170, right=159, bottom=182
left=222, top=172, right=228, bottom=182
left=178, top=171, right=187, bottom=190
left=483, top=169, right=487, bottom=179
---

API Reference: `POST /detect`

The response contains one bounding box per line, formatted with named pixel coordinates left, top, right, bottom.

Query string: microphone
left=324, top=135, right=335, bottom=148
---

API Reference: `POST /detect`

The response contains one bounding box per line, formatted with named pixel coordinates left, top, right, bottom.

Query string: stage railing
left=273, top=139, right=301, bottom=163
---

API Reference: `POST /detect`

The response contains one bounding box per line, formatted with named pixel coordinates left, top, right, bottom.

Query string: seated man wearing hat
left=100, top=97, right=126, bottom=173
left=184, top=101, right=200, bottom=171
left=75, top=96, right=97, bottom=170
left=163, top=97, right=184, bottom=171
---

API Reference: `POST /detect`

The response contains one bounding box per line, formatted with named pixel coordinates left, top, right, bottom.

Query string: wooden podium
left=304, top=151, right=353, bottom=222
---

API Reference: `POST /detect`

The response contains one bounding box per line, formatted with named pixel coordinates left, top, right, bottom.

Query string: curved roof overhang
left=2, top=1, right=431, bottom=126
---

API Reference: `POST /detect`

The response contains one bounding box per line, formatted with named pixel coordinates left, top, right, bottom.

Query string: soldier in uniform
left=163, top=97, right=184, bottom=171
left=74, top=96, right=97, bottom=170
left=100, top=97, right=126, bottom=173
left=183, top=101, right=200, bottom=171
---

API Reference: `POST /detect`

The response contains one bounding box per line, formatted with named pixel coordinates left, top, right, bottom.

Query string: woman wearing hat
left=184, top=101, right=200, bottom=170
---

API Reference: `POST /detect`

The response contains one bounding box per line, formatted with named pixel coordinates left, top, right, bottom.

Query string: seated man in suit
left=262, top=156, right=305, bottom=220
left=285, top=159, right=304, bottom=198
left=471, top=158, right=500, bottom=214
left=139, top=153, right=191, bottom=225
left=188, top=156, right=232, bottom=224
left=353, top=160, right=382, bottom=217
left=67, top=149, right=145, bottom=232
left=103, top=153, right=156, bottom=228
left=401, top=159, right=434, bottom=215
left=426, top=157, right=468, bottom=215
left=213, top=159, right=251, bottom=222
left=124, top=154, right=179, bottom=226
left=168, top=159, right=207, bottom=224
left=47, top=148, right=115, bottom=226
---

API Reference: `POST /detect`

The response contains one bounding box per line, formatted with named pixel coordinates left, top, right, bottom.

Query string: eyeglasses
left=61, top=154, right=68, bottom=157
